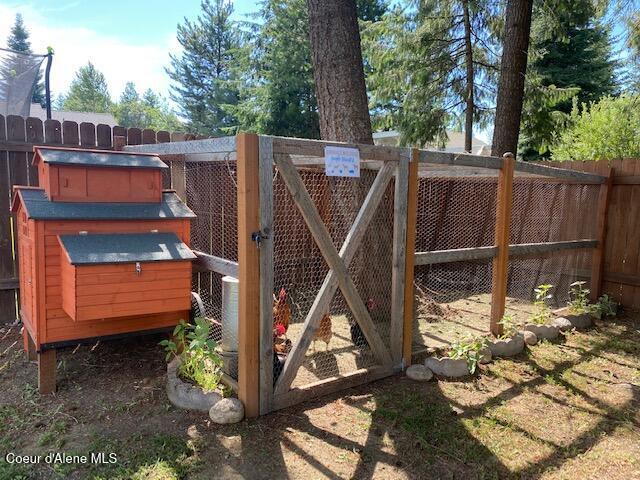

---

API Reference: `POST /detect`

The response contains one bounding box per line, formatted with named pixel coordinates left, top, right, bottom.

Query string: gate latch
left=251, top=228, right=270, bottom=248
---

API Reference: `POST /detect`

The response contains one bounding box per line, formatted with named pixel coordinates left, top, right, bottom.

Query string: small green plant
left=497, top=314, right=518, bottom=339
left=591, top=294, right=618, bottom=319
left=568, top=281, right=591, bottom=314
left=448, top=336, right=486, bottom=374
left=160, top=318, right=224, bottom=392
left=530, top=284, right=554, bottom=325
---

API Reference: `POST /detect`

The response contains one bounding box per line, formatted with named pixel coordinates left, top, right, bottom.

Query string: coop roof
left=33, top=147, right=168, bottom=169
left=11, top=188, right=196, bottom=220
left=58, top=232, right=196, bottom=265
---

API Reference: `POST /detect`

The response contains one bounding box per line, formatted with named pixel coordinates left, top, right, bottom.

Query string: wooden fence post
left=237, top=132, right=261, bottom=418
left=402, top=149, right=419, bottom=367
left=590, top=167, right=613, bottom=302
left=490, top=152, right=515, bottom=336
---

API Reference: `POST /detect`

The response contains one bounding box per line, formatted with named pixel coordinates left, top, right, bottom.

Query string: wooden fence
left=0, top=114, right=197, bottom=324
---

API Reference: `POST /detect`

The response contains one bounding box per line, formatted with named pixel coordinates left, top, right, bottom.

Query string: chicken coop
left=12, top=147, right=196, bottom=393
left=126, top=133, right=611, bottom=418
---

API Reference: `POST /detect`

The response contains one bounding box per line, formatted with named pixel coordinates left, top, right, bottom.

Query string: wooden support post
left=490, top=152, right=515, bottom=336
left=390, top=149, right=410, bottom=366
left=38, top=349, right=56, bottom=394
left=236, top=133, right=261, bottom=418
left=402, top=149, right=419, bottom=367
left=170, top=160, right=187, bottom=202
left=590, top=167, right=613, bottom=302
left=22, top=327, right=36, bottom=362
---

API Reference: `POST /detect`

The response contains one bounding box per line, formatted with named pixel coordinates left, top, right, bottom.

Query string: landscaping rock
left=487, top=334, right=525, bottom=357
left=553, top=308, right=593, bottom=329
left=524, top=323, right=560, bottom=340
left=479, top=346, right=492, bottom=364
left=166, top=358, right=222, bottom=412
left=424, top=357, right=469, bottom=378
left=406, top=364, right=434, bottom=381
left=522, top=330, right=538, bottom=346
left=552, top=317, right=574, bottom=332
left=209, top=397, right=244, bottom=424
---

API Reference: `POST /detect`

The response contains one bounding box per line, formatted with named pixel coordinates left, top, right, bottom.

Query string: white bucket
left=221, top=276, right=239, bottom=352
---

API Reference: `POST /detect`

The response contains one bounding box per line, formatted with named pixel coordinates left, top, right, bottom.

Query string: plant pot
left=487, top=334, right=525, bottom=357
left=424, top=356, right=469, bottom=378
left=553, top=307, right=592, bottom=329
left=524, top=323, right=560, bottom=340
left=166, top=357, right=222, bottom=412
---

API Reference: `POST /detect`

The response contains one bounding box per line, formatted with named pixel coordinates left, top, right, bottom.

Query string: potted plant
left=425, top=336, right=486, bottom=378
left=553, top=281, right=593, bottom=329
left=161, top=318, right=226, bottom=412
left=524, top=284, right=560, bottom=340
left=487, top=314, right=525, bottom=357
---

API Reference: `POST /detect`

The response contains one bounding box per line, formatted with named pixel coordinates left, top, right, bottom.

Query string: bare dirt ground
left=1, top=312, right=639, bottom=480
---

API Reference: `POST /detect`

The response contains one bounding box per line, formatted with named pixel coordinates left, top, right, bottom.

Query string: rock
left=209, top=397, right=244, bottom=424
left=522, top=330, right=538, bottom=346
left=553, top=308, right=593, bottom=329
left=487, top=334, right=525, bottom=357
left=524, top=323, right=560, bottom=340
left=166, top=358, right=222, bottom=412
left=551, top=317, right=573, bottom=332
left=479, top=346, right=492, bottom=364
left=406, top=364, right=433, bottom=381
left=424, top=357, right=469, bottom=377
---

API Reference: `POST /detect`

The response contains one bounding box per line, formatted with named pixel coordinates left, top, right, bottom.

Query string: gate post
left=237, top=133, right=261, bottom=418
left=590, top=167, right=613, bottom=301
left=490, top=152, right=515, bottom=336
left=402, top=149, right=419, bottom=367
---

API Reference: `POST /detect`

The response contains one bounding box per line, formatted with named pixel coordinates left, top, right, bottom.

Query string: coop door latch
left=251, top=228, right=270, bottom=248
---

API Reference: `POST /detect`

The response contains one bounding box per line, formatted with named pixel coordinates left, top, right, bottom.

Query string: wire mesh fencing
left=271, top=155, right=396, bottom=389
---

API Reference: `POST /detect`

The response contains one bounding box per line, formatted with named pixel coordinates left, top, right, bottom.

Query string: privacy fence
left=1, top=115, right=636, bottom=417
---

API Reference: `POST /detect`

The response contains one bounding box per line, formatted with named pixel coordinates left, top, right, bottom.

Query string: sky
left=0, top=0, right=259, bottom=102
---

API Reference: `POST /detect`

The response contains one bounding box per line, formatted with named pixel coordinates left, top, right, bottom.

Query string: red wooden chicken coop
left=11, top=146, right=196, bottom=393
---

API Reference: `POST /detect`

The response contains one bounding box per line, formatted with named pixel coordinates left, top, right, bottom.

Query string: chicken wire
left=272, top=157, right=395, bottom=390
left=184, top=158, right=239, bottom=379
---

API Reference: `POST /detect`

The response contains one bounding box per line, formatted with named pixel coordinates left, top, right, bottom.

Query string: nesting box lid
left=58, top=232, right=196, bottom=265
left=33, top=147, right=168, bottom=170
left=11, top=188, right=196, bottom=220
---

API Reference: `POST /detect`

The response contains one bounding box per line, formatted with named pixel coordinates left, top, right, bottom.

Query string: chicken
left=313, top=313, right=332, bottom=352
left=273, top=287, right=291, bottom=335
left=350, top=298, right=377, bottom=349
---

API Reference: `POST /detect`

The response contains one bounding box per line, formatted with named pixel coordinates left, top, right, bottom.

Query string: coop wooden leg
left=38, top=349, right=57, bottom=394
left=22, top=328, right=37, bottom=362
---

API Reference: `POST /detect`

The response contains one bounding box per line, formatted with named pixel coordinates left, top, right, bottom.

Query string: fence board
left=62, top=121, right=79, bottom=146
left=0, top=115, right=16, bottom=323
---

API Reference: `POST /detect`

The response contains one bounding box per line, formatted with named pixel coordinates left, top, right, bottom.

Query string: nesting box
left=11, top=147, right=197, bottom=393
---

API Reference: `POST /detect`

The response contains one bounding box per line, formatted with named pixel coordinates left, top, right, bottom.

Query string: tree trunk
left=307, top=0, right=373, bottom=145
left=491, top=0, right=533, bottom=157
left=462, top=0, right=474, bottom=153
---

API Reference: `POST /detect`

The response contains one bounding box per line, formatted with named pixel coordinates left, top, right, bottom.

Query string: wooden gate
left=255, top=136, right=412, bottom=414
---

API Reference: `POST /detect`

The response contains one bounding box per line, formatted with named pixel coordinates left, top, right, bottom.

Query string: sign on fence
left=324, top=146, right=360, bottom=178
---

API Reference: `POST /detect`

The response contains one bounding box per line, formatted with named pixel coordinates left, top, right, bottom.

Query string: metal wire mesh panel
left=272, top=158, right=395, bottom=389
left=184, top=159, right=238, bottom=378
left=506, top=249, right=593, bottom=324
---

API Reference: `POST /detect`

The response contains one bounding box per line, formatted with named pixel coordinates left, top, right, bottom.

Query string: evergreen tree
left=519, top=0, right=616, bottom=159
left=5, top=14, right=45, bottom=106
left=61, top=62, right=112, bottom=113
left=112, top=82, right=182, bottom=131
left=166, top=0, right=239, bottom=135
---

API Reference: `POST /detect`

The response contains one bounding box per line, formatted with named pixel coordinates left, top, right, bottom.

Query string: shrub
left=160, top=318, right=223, bottom=392
left=498, top=314, right=518, bottom=340
left=448, top=336, right=486, bottom=374
left=530, top=284, right=554, bottom=325
left=591, top=294, right=618, bottom=319
left=551, top=95, right=640, bottom=162
left=567, top=281, right=590, bottom=314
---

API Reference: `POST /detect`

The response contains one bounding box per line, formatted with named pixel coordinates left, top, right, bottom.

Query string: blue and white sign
left=324, top=146, right=360, bottom=178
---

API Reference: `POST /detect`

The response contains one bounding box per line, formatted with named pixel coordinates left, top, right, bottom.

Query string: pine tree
left=112, top=82, right=182, bottom=131
left=61, top=62, right=112, bottom=113
left=166, top=0, right=239, bottom=135
left=5, top=14, right=45, bottom=106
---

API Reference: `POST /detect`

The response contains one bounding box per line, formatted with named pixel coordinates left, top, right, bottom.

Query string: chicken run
left=125, top=133, right=606, bottom=417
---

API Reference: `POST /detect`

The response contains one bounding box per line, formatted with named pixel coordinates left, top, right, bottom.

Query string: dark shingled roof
left=16, top=189, right=196, bottom=220
left=36, top=148, right=167, bottom=169
left=59, top=232, right=196, bottom=265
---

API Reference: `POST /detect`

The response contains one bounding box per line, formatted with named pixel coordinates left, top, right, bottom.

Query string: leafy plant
left=591, top=294, right=618, bottom=319
left=568, top=281, right=591, bottom=314
left=530, top=284, right=554, bottom=325
left=160, top=318, right=224, bottom=392
left=448, top=336, right=486, bottom=374
left=497, top=314, right=518, bottom=340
